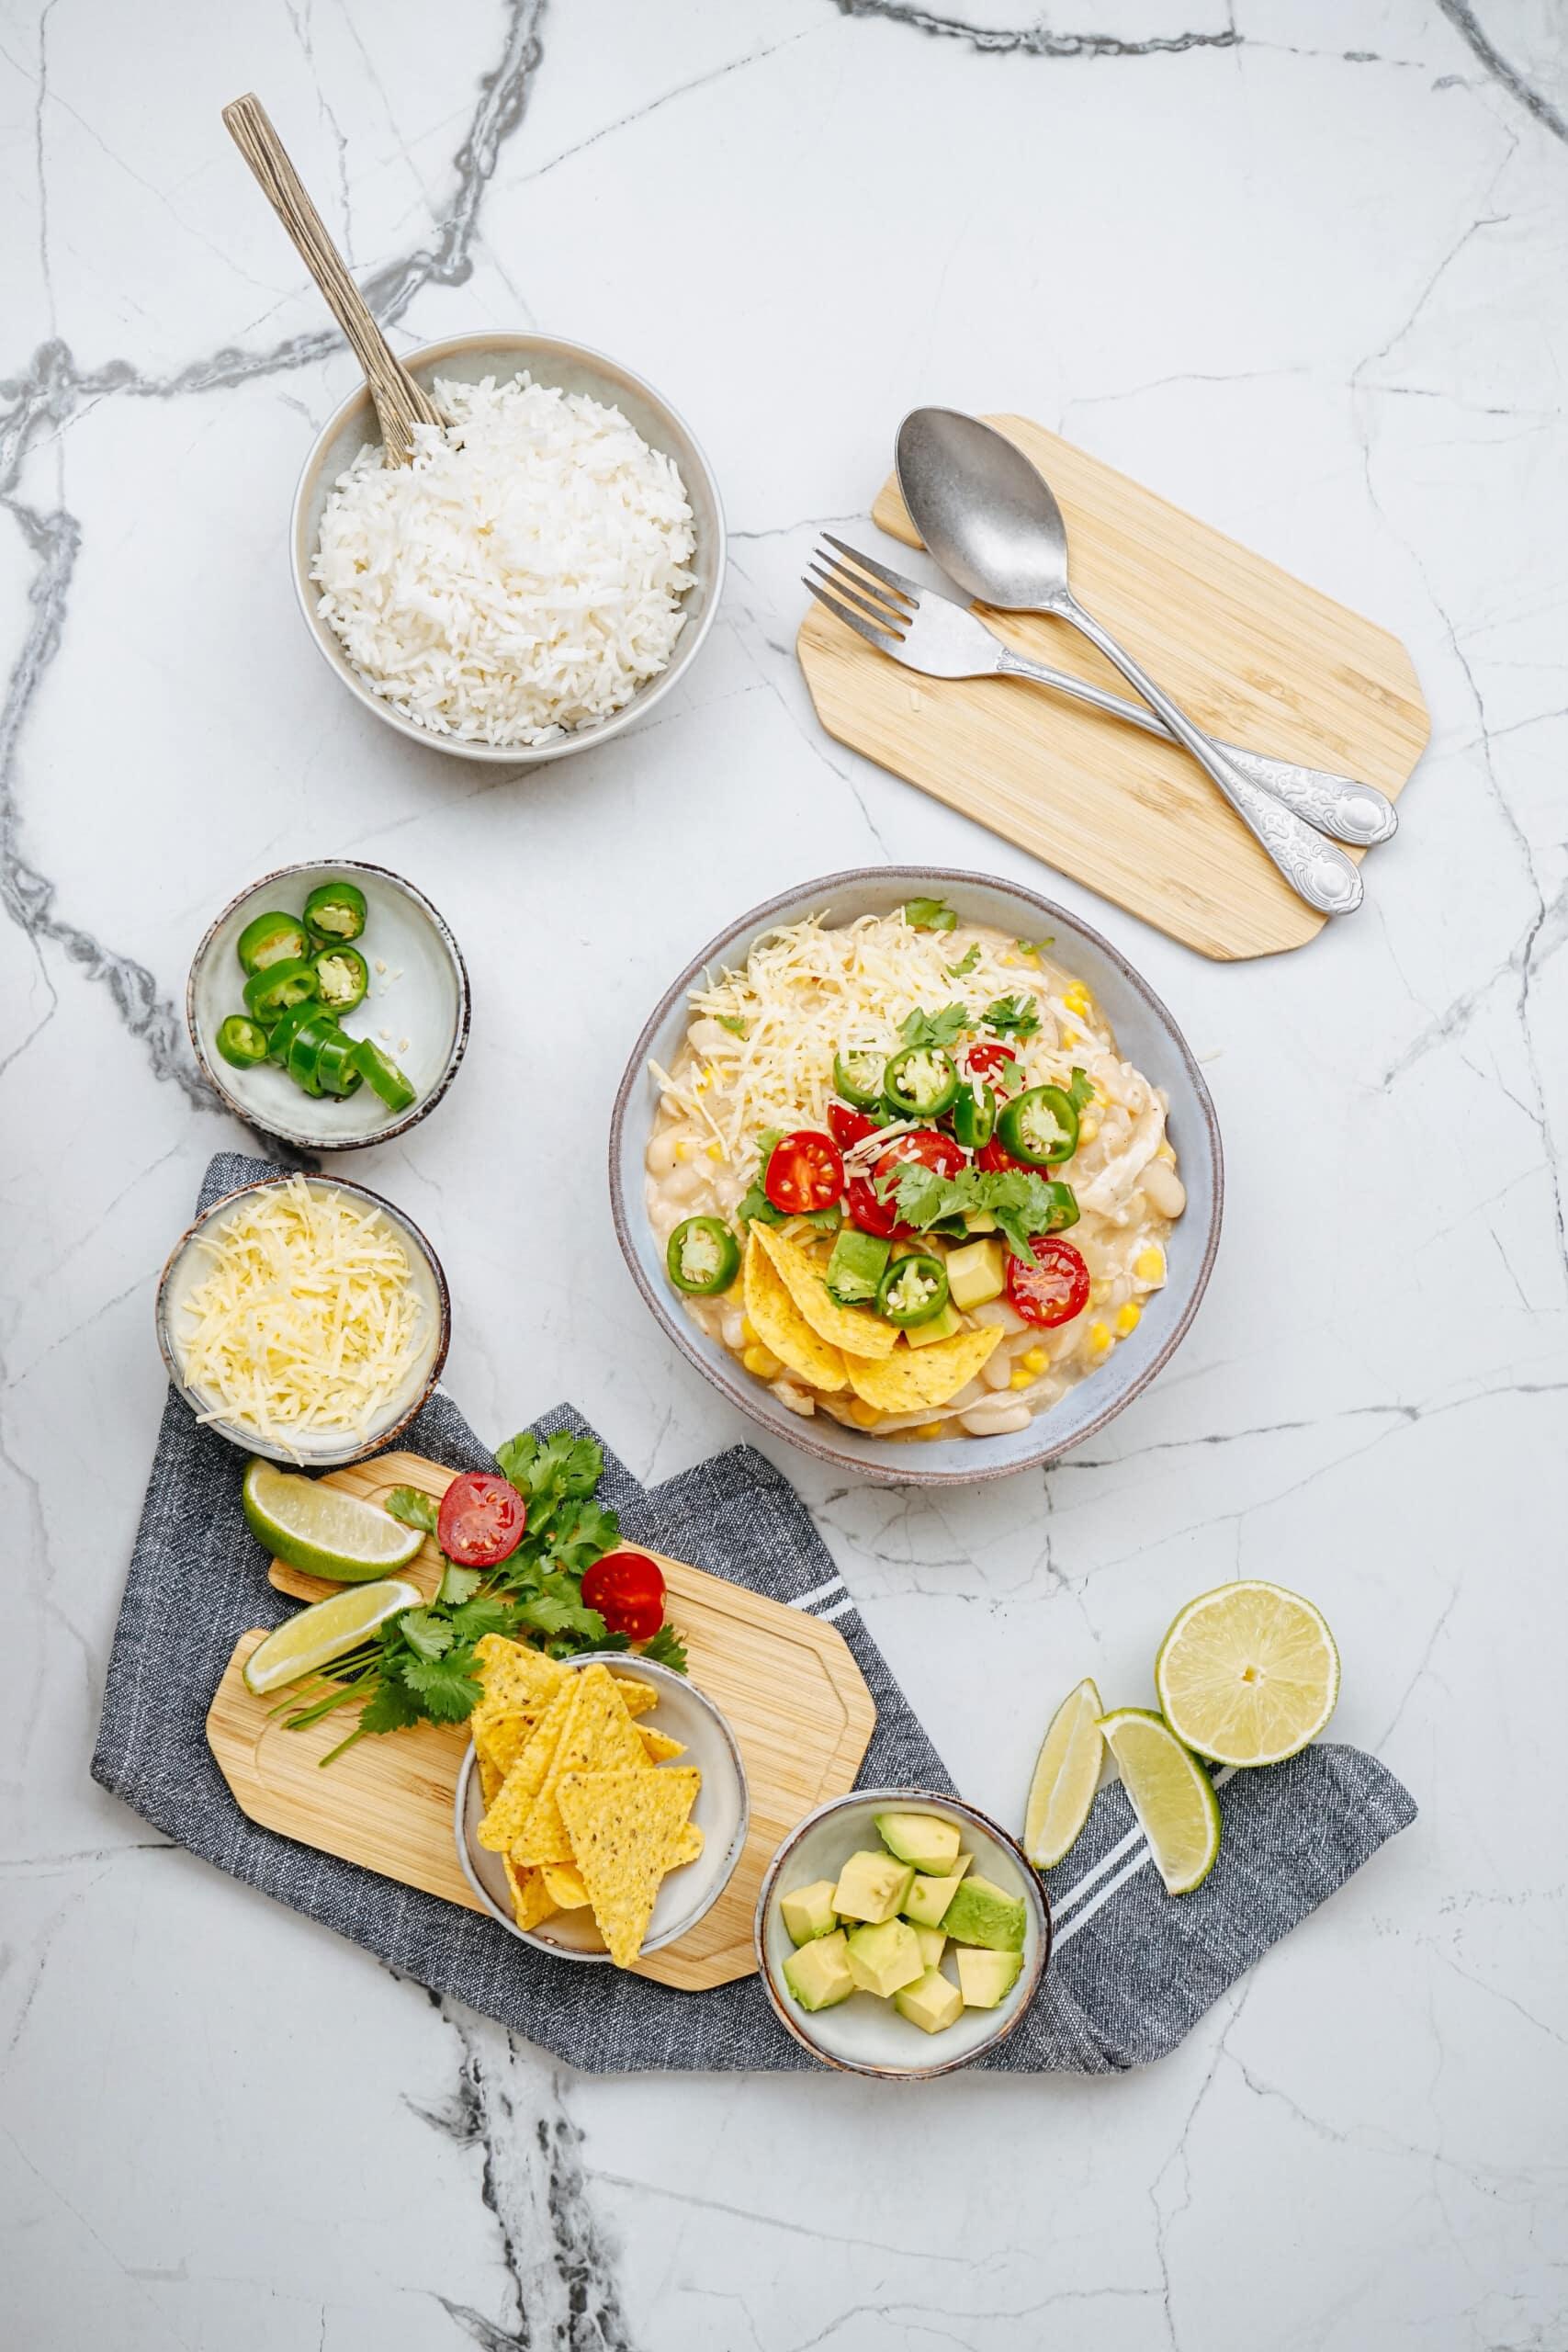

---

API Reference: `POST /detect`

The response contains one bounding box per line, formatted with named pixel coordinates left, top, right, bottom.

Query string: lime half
left=1156, top=1581, right=1339, bottom=1767
left=1023, top=1677, right=1104, bottom=1869
left=243, top=1578, right=420, bottom=1695
left=1098, top=1708, right=1222, bottom=1895
left=242, top=1458, right=424, bottom=1583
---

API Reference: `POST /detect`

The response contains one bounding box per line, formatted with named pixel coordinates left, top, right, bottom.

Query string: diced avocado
left=964, top=1211, right=998, bottom=1234
left=833, top=1849, right=917, bottom=1925
left=844, top=1917, right=924, bottom=1998
left=956, top=1947, right=1024, bottom=2008
left=946, top=1237, right=1005, bottom=1309
left=876, top=1810, right=964, bottom=1875
left=783, top=1928, right=855, bottom=2012
left=895, top=1966, right=964, bottom=2035
left=905, top=1300, right=963, bottom=1350
left=826, top=1227, right=891, bottom=1306
left=901, top=1860, right=973, bottom=1928
left=910, top=1922, right=947, bottom=1971
left=779, top=1879, right=839, bottom=1946
left=942, top=1874, right=1027, bottom=1952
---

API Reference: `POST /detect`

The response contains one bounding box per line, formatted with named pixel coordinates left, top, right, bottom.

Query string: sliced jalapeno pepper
left=351, top=1039, right=417, bottom=1114
left=997, top=1084, right=1079, bottom=1167
left=265, top=999, right=320, bottom=1066
left=215, top=1013, right=271, bottom=1069
left=310, top=944, right=368, bottom=1013
left=314, top=1028, right=365, bottom=1097
left=883, top=1045, right=958, bottom=1122
left=287, top=1010, right=344, bottom=1098
left=1031, top=1178, right=1081, bottom=1234
left=303, top=880, right=367, bottom=944
left=875, top=1250, right=951, bottom=1329
left=667, top=1216, right=740, bottom=1296
left=952, top=1079, right=997, bottom=1150
left=243, top=957, right=320, bottom=1021
left=236, top=910, right=310, bottom=976
left=833, top=1047, right=886, bottom=1112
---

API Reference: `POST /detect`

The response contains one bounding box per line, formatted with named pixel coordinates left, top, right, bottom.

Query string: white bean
left=970, top=1299, right=1030, bottom=1333
left=1142, top=1160, right=1187, bottom=1217
left=720, top=1307, right=745, bottom=1352
left=959, top=1401, right=1032, bottom=1437
left=772, top=1378, right=817, bottom=1419
left=981, top=1351, right=1015, bottom=1390
left=663, top=1163, right=706, bottom=1206
left=646, top=1131, right=682, bottom=1178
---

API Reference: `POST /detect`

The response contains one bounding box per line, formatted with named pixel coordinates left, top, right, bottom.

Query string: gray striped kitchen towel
left=93, top=1153, right=1416, bottom=2074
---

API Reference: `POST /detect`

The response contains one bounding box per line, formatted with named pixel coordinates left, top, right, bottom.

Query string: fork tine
left=803, top=576, right=900, bottom=656
left=821, top=532, right=922, bottom=605
left=807, top=560, right=909, bottom=638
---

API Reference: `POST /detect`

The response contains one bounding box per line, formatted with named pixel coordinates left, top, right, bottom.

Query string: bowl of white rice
left=291, top=332, right=725, bottom=763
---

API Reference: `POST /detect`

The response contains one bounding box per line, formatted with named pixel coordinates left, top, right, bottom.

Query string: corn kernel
left=1134, top=1246, right=1166, bottom=1285
left=1021, top=1347, right=1047, bottom=1374
left=705, top=1141, right=726, bottom=1160
left=1010, top=1367, right=1034, bottom=1389
left=742, top=1344, right=782, bottom=1381
left=1077, top=1114, right=1100, bottom=1145
left=740, top=1317, right=759, bottom=1345
left=1060, top=1027, right=1080, bottom=1047
left=674, top=1140, right=692, bottom=1163
left=1001, top=953, right=1017, bottom=967
left=1063, top=982, right=1093, bottom=1018
left=849, top=1399, right=883, bottom=1429
left=1115, top=1302, right=1142, bottom=1336
left=1088, top=1321, right=1112, bottom=1353
left=916, top=1421, right=945, bottom=1440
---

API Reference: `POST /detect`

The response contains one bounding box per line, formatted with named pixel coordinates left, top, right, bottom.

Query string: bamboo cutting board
left=207, top=1453, right=876, bottom=1991
left=796, top=415, right=1428, bottom=960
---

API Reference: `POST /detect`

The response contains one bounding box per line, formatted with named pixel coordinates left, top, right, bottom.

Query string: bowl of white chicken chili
left=609, top=870, right=1222, bottom=1486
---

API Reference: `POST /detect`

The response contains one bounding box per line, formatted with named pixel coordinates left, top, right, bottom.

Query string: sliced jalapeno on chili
left=287, top=1010, right=344, bottom=1098
left=351, top=1038, right=417, bottom=1114
left=236, top=910, right=310, bottom=976
left=302, top=880, right=367, bottom=944
left=314, top=1028, right=365, bottom=1097
left=883, top=1045, right=958, bottom=1122
left=310, top=944, right=368, bottom=1013
left=1032, top=1178, right=1080, bottom=1233
left=997, top=1083, right=1079, bottom=1167
left=243, top=957, right=320, bottom=1021
left=667, top=1216, right=740, bottom=1296
left=952, top=1079, right=997, bottom=1150
left=215, top=1013, right=271, bottom=1069
left=875, top=1250, right=951, bottom=1329
left=833, top=1047, right=886, bottom=1112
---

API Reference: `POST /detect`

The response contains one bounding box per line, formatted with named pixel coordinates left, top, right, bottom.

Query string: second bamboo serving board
left=207, top=1453, right=876, bottom=1991
left=796, top=415, right=1428, bottom=960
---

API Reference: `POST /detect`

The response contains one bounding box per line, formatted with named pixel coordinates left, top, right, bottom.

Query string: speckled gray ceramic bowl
left=609, top=866, right=1223, bottom=1487
left=291, top=331, right=726, bottom=764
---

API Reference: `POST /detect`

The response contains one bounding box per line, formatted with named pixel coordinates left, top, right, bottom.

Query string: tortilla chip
left=750, top=1222, right=897, bottom=1360
left=475, top=1679, right=578, bottom=1851
left=541, top=1860, right=592, bottom=1909
left=612, top=1678, right=658, bottom=1717
left=671, top=1820, right=704, bottom=1867
left=474, top=1634, right=564, bottom=1710
left=478, top=1752, right=503, bottom=1808
left=638, top=1726, right=686, bottom=1763
left=743, top=1231, right=848, bottom=1393
left=513, top=1665, right=649, bottom=1867
left=503, top=1857, right=558, bottom=1931
left=556, top=1767, right=703, bottom=1969
left=474, top=1707, right=538, bottom=1780
left=843, top=1324, right=1001, bottom=1413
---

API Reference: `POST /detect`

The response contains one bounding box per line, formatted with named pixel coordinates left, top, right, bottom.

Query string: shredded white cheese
left=175, top=1176, right=422, bottom=1458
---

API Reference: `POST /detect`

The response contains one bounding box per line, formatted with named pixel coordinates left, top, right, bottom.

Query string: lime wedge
left=1023, top=1676, right=1103, bottom=1869
left=1098, top=1708, right=1221, bottom=1894
left=1156, top=1581, right=1339, bottom=1767
left=242, top=1458, right=424, bottom=1583
left=243, top=1578, right=420, bottom=1695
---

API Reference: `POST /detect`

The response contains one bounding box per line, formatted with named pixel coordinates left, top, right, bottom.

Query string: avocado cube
left=946, top=1237, right=1005, bottom=1309
left=964, top=1211, right=998, bottom=1234
left=910, top=1922, right=947, bottom=1971
left=826, top=1228, right=890, bottom=1306
left=942, top=1874, right=1027, bottom=1953
left=876, top=1811, right=964, bottom=1875
left=905, top=1300, right=962, bottom=1350
left=779, top=1879, right=839, bottom=1946
left=901, top=1859, right=973, bottom=1928
left=895, top=1966, right=964, bottom=2035
left=783, top=1928, right=855, bottom=2012
left=833, top=1849, right=916, bottom=1925
left=844, top=1917, right=923, bottom=1998
left=956, top=1947, right=1024, bottom=2008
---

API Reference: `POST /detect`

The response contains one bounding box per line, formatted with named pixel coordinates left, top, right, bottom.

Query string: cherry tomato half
left=965, top=1042, right=1017, bottom=1085
left=978, top=1135, right=1028, bottom=1173
left=581, top=1550, right=666, bottom=1642
left=1005, top=1236, right=1091, bottom=1329
left=849, top=1129, right=966, bottom=1238
left=437, top=1471, right=527, bottom=1568
left=827, top=1102, right=879, bottom=1152
left=764, top=1128, right=844, bottom=1216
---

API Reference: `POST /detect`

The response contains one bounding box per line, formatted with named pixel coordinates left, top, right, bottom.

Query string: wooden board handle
left=222, top=92, right=441, bottom=466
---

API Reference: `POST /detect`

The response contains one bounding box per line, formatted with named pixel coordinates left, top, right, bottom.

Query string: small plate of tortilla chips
left=454, top=1636, right=749, bottom=1968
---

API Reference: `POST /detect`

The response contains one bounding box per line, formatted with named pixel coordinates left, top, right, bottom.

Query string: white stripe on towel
left=818, top=1596, right=857, bottom=1622
left=790, top=1576, right=846, bottom=1612
left=1050, top=1767, right=1236, bottom=1950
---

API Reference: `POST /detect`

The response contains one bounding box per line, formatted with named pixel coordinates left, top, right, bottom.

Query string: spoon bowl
left=897, top=406, right=1073, bottom=610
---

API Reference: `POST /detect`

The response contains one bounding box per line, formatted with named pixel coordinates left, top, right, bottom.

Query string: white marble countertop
left=4, top=2, right=1565, bottom=2344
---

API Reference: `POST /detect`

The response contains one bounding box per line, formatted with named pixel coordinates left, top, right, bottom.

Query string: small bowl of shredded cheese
left=155, top=1172, right=450, bottom=1464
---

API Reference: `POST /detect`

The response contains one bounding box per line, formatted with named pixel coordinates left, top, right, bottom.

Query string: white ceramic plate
left=754, top=1789, right=1050, bottom=2077
left=187, top=859, right=469, bottom=1151
left=454, top=1654, right=750, bottom=1962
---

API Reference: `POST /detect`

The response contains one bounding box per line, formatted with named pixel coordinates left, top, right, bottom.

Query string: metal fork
left=805, top=535, right=1397, bottom=852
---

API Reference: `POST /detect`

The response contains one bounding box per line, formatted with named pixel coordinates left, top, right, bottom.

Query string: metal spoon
left=896, top=409, right=1369, bottom=915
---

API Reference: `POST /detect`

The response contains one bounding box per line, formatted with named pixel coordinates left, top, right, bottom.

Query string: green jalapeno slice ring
left=236, top=911, right=311, bottom=976
left=1032, top=1178, right=1081, bottom=1234
left=882, top=1044, right=959, bottom=1122
left=286, top=1010, right=345, bottom=1099
left=875, top=1250, right=951, bottom=1328
left=303, top=880, right=367, bottom=944
left=351, top=1039, right=417, bottom=1114
left=243, top=957, right=320, bottom=1022
left=265, top=1000, right=319, bottom=1066
left=832, top=1047, right=886, bottom=1112
left=314, top=1029, right=365, bottom=1097
left=952, top=1079, right=997, bottom=1149
left=997, top=1084, right=1079, bottom=1168
left=215, top=1013, right=271, bottom=1069
left=666, top=1216, right=741, bottom=1296
left=311, top=944, right=369, bottom=1013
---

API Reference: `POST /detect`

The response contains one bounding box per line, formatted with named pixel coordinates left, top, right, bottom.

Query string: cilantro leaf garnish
left=945, top=944, right=980, bottom=979
left=717, top=1014, right=750, bottom=1036
left=903, top=897, right=958, bottom=933
left=640, top=1624, right=689, bottom=1674
left=400, top=1652, right=484, bottom=1720
left=898, top=1002, right=970, bottom=1051
left=883, top=1162, right=1080, bottom=1260
left=386, top=1487, right=439, bottom=1534
left=981, top=995, right=1041, bottom=1040
left=1066, top=1067, right=1095, bottom=1113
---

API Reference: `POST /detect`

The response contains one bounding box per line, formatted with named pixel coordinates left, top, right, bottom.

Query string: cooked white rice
left=311, top=372, right=697, bottom=748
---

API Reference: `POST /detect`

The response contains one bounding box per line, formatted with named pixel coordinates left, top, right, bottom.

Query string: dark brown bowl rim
left=607, top=864, right=1224, bottom=1487
left=752, top=1785, right=1052, bottom=2079
left=153, top=1170, right=452, bottom=1464
left=186, top=857, right=471, bottom=1152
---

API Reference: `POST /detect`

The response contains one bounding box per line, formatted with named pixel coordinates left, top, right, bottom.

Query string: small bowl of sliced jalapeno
left=187, top=859, right=469, bottom=1151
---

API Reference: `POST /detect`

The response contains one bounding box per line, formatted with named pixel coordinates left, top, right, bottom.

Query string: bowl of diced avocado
left=753, top=1791, right=1049, bottom=2075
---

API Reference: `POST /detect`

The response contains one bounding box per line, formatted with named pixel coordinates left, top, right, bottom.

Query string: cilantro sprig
left=981, top=994, right=1042, bottom=1040
left=898, top=1002, right=970, bottom=1051
left=902, top=897, right=958, bottom=933
left=882, top=1162, right=1080, bottom=1261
